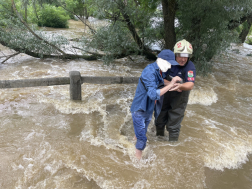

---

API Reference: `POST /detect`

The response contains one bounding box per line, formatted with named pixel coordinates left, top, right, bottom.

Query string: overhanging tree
left=1, top=0, right=252, bottom=75
left=176, top=0, right=252, bottom=74
left=0, top=0, right=98, bottom=61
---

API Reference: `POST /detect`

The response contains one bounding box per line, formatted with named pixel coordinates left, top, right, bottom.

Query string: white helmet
left=174, top=39, right=193, bottom=58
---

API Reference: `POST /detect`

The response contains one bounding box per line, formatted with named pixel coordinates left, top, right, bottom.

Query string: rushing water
left=0, top=20, right=252, bottom=189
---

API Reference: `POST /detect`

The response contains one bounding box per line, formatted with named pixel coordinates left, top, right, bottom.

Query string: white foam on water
left=188, top=87, right=218, bottom=106
left=184, top=109, right=196, bottom=117
left=243, top=43, right=252, bottom=50
left=23, top=157, right=34, bottom=162
left=11, top=163, right=24, bottom=171
left=80, top=128, right=140, bottom=162
left=80, top=130, right=105, bottom=147
left=203, top=119, right=222, bottom=128
left=61, top=161, right=125, bottom=189
left=44, top=165, right=53, bottom=172
left=79, top=112, right=158, bottom=169
left=132, top=179, right=151, bottom=189
left=13, top=140, right=64, bottom=188
left=24, top=130, right=45, bottom=141
left=38, top=88, right=107, bottom=115
left=204, top=137, right=252, bottom=171
left=125, top=144, right=158, bottom=169
left=36, top=84, right=144, bottom=167
left=202, top=119, right=252, bottom=171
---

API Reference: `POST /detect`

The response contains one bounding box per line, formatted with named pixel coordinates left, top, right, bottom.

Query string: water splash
left=188, top=87, right=218, bottom=106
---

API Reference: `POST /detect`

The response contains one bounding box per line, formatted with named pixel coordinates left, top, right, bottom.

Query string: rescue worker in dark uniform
left=155, top=39, right=196, bottom=141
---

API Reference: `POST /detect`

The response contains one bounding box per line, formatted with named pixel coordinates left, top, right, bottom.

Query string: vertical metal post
left=69, top=71, right=82, bottom=100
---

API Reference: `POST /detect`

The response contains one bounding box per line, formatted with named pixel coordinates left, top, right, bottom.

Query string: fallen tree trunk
left=1, top=0, right=156, bottom=62
left=0, top=40, right=97, bottom=60
left=0, top=40, right=151, bottom=62
left=5, top=0, right=156, bottom=62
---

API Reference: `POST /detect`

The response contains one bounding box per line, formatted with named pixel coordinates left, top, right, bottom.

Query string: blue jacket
left=130, top=62, right=163, bottom=115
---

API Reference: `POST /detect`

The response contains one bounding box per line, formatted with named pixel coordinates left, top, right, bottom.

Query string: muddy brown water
left=0, top=20, right=252, bottom=189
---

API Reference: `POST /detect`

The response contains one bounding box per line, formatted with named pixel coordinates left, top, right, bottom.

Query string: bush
left=37, top=5, right=70, bottom=28
left=246, top=37, right=252, bottom=45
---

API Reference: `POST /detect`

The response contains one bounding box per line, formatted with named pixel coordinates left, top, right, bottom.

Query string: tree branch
left=0, top=40, right=97, bottom=61
left=11, top=0, right=66, bottom=56
left=116, top=0, right=156, bottom=60
left=56, top=2, right=97, bottom=35
left=72, top=46, right=103, bottom=57
left=1, top=52, right=20, bottom=64
left=228, top=15, right=248, bottom=30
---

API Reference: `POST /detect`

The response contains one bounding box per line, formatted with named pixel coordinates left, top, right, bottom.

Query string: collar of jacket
left=153, top=62, right=160, bottom=71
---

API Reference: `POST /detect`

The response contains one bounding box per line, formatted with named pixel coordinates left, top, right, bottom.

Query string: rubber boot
left=169, top=136, right=178, bottom=141
left=156, top=128, right=164, bottom=136
left=169, top=131, right=179, bottom=141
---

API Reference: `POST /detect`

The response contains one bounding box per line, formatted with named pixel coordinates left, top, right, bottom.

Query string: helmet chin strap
left=156, top=58, right=171, bottom=72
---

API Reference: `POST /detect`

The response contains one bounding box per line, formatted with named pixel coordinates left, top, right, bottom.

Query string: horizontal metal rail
left=0, top=77, right=70, bottom=88
left=81, top=76, right=138, bottom=84
left=0, top=76, right=138, bottom=89
left=0, top=71, right=139, bottom=100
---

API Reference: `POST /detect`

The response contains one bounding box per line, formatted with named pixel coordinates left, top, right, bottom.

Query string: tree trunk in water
left=118, top=0, right=156, bottom=59
left=239, top=13, right=252, bottom=43
left=162, top=0, right=176, bottom=50
left=84, top=7, right=89, bottom=19
left=0, top=39, right=98, bottom=60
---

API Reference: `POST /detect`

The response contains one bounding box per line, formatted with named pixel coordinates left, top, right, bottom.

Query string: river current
left=0, top=20, right=252, bottom=189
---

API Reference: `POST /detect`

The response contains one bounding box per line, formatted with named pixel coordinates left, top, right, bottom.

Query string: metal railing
left=0, top=71, right=139, bottom=100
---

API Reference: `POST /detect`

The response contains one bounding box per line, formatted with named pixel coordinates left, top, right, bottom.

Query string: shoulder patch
left=188, top=77, right=194, bottom=81
left=188, top=71, right=194, bottom=77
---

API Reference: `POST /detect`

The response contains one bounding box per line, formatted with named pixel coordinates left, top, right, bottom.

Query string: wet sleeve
left=141, top=68, right=160, bottom=100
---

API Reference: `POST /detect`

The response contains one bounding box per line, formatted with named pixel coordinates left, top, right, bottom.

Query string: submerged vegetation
left=1, top=0, right=252, bottom=75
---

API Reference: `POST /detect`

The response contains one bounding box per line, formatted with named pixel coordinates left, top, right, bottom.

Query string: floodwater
left=0, top=20, right=252, bottom=189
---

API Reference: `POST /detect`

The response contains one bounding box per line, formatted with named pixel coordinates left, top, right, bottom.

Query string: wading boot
left=169, top=131, right=179, bottom=141
left=156, top=128, right=164, bottom=136
left=169, top=137, right=178, bottom=141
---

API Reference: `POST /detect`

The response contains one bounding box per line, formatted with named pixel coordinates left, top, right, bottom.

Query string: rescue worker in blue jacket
left=155, top=39, right=196, bottom=141
left=130, top=49, right=181, bottom=159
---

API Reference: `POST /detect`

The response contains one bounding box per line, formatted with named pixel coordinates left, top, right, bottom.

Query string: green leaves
left=37, top=5, right=70, bottom=28
left=80, top=21, right=139, bottom=64
left=176, top=0, right=252, bottom=75
left=1, top=0, right=252, bottom=75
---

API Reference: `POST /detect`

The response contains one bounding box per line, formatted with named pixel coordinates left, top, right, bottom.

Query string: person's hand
left=170, top=76, right=182, bottom=84
left=169, top=83, right=181, bottom=91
